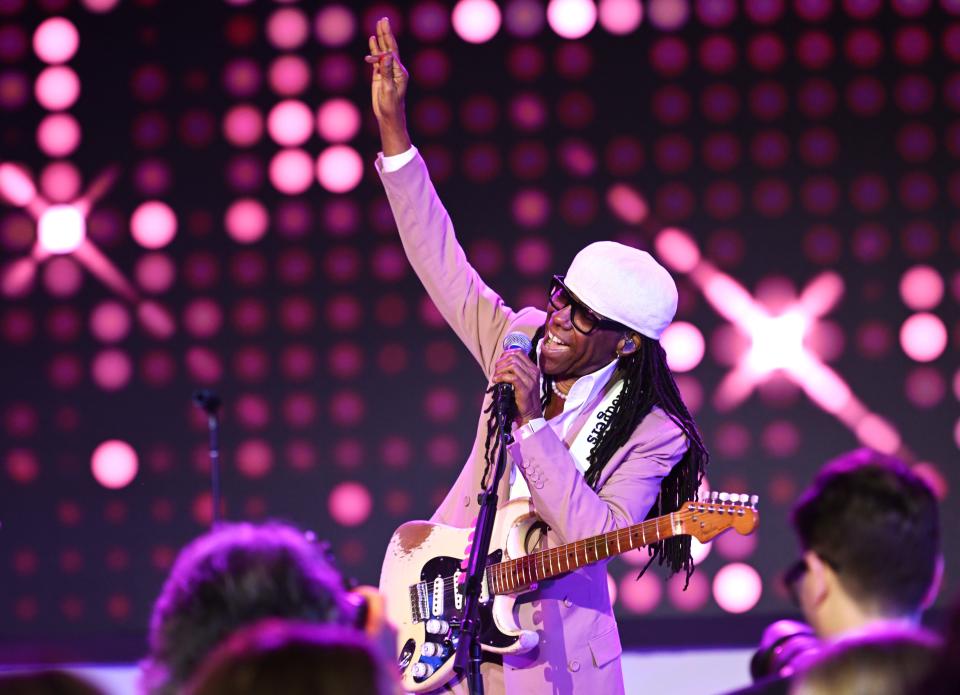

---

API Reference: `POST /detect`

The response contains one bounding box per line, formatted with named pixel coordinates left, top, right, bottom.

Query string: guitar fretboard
left=484, top=511, right=688, bottom=595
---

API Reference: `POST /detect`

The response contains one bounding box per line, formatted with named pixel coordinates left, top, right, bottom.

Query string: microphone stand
left=455, top=386, right=515, bottom=695
left=192, top=389, right=222, bottom=527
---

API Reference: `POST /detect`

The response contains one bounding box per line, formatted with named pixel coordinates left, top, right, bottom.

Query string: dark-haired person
left=728, top=448, right=942, bottom=695
left=184, top=620, right=397, bottom=695
left=787, top=448, right=941, bottom=642
left=140, top=522, right=356, bottom=695
left=367, top=18, right=708, bottom=694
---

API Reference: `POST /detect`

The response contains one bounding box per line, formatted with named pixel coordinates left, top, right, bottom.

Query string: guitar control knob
left=425, top=618, right=450, bottom=635
left=421, top=642, right=438, bottom=657
left=411, top=662, right=435, bottom=678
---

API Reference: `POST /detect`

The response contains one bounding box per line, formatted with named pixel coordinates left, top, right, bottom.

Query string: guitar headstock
left=680, top=492, right=759, bottom=543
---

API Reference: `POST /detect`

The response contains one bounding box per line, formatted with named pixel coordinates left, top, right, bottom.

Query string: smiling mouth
left=543, top=332, right=569, bottom=350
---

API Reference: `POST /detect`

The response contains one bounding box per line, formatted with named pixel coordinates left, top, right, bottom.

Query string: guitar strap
left=564, top=373, right=625, bottom=473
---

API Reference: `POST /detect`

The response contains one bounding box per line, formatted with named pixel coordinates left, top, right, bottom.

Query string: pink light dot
left=266, top=7, right=309, bottom=50
left=317, top=98, right=361, bottom=142
left=648, top=0, right=691, bottom=30
left=81, top=0, right=121, bottom=11
left=667, top=568, right=710, bottom=611
left=512, top=189, right=551, bottom=228
left=40, top=161, right=81, bottom=203
left=130, top=201, right=177, bottom=250
left=715, top=527, right=759, bottom=560
left=661, top=321, right=705, bottom=372
left=905, top=366, right=946, bottom=408
left=316, top=145, right=363, bottom=193
left=135, top=252, right=176, bottom=294
left=599, top=0, right=644, bottom=33
left=900, top=312, right=947, bottom=362
left=899, top=265, right=944, bottom=310
left=655, top=227, right=700, bottom=272
left=222, top=104, right=263, bottom=147
left=91, top=349, right=132, bottom=391
left=222, top=58, right=261, bottom=98
left=328, top=481, right=372, bottom=526
left=690, top=536, right=712, bottom=565
left=713, top=563, right=762, bottom=613
left=410, top=1, right=450, bottom=41
left=185, top=346, right=222, bottom=384
left=270, top=149, right=313, bottom=195
left=6, top=448, right=39, bottom=484
left=90, top=439, right=138, bottom=489
left=33, top=17, right=79, bottom=64
left=547, top=0, right=598, bottom=38
left=268, top=55, right=310, bottom=96
left=183, top=298, right=223, bottom=339
left=606, top=183, right=649, bottom=224
left=314, top=5, right=356, bottom=47
left=34, top=66, right=80, bottom=111
left=452, top=0, right=502, bottom=43
left=235, top=438, right=273, bottom=479
left=90, top=301, right=131, bottom=343
left=619, top=571, right=662, bottom=614
left=36, top=113, right=81, bottom=157
left=267, top=99, right=313, bottom=146
left=235, top=394, right=270, bottom=430
left=225, top=199, right=269, bottom=244
left=38, top=204, right=86, bottom=255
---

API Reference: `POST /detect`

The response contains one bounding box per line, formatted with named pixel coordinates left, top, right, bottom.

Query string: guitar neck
left=486, top=511, right=687, bottom=595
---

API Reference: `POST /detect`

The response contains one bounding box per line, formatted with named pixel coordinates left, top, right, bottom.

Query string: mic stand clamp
left=454, top=387, right=515, bottom=695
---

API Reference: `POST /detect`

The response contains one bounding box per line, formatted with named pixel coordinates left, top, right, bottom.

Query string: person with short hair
left=140, top=522, right=355, bottom=695
left=786, top=448, right=941, bottom=640
left=184, top=619, right=397, bottom=695
left=729, top=448, right=942, bottom=695
left=367, top=17, right=708, bottom=694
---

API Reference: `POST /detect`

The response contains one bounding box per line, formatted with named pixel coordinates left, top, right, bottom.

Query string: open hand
left=365, top=17, right=408, bottom=131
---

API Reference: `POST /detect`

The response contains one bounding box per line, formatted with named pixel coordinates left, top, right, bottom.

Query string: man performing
left=367, top=18, right=708, bottom=694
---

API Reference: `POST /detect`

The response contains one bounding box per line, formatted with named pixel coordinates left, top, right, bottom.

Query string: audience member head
left=789, top=628, right=939, bottom=695
left=786, top=448, right=940, bottom=639
left=142, top=521, right=355, bottom=695
left=184, top=619, right=395, bottom=695
left=0, top=670, right=104, bottom=695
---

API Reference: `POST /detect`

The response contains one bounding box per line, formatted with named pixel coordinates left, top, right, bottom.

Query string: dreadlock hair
left=481, top=326, right=708, bottom=586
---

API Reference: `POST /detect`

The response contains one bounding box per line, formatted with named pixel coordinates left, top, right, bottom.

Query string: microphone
left=494, top=332, right=533, bottom=421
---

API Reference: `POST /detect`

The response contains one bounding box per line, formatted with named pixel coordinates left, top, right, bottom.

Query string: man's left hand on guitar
left=491, top=349, right=543, bottom=428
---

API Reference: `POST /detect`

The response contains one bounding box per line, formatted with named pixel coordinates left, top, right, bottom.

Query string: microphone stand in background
left=192, top=389, right=223, bottom=527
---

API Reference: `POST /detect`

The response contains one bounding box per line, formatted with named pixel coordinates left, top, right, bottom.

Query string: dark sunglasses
left=548, top=275, right=624, bottom=335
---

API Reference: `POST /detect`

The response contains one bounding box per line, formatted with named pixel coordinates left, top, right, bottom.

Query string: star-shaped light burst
left=655, top=227, right=907, bottom=459
left=0, top=162, right=174, bottom=338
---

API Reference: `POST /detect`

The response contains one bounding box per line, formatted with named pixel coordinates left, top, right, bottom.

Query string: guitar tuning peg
left=710, top=491, right=719, bottom=504
left=736, top=493, right=747, bottom=504
left=750, top=494, right=759, bottom=508
left=718, top=492, right=729, bottom=503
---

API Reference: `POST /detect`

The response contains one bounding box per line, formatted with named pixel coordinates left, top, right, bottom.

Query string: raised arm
left=367, top=18, right=528, bottom=375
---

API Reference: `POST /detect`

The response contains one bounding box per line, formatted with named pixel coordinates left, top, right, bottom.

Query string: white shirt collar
left=534, top=339, right=619, bottom=415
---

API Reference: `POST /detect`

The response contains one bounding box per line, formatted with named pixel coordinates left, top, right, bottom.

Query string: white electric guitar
left=379, top=492, right=760, bottom=692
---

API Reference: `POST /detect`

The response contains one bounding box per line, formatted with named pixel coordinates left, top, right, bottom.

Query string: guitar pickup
left=432, top=575, right=444, bottom=616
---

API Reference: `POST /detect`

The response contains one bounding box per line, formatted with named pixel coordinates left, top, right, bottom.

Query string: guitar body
left=379, top=497, right=541, bottom=693
left=380, top=491, right=760, bottom=693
